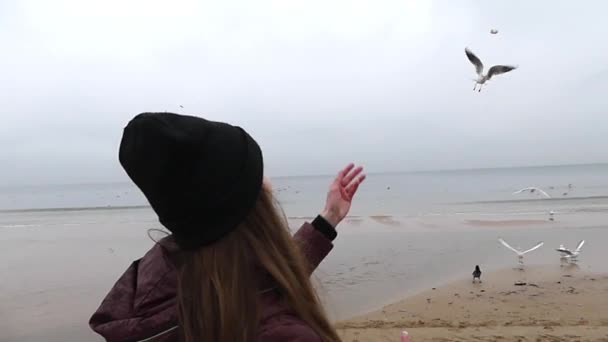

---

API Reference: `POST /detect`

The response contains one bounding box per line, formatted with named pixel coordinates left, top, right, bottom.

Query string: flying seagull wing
left=512, top=188, right=528, bottom=195
left=499, top=238, right=520, bottom=254
left=575, top=240, right=585, bottom=253
left=512, top=187, right=534, bottom=195
left=535, top=188, right=552, bottom=199
left=522, top=242, right=544, bottom=255
left=512, top=187, right=551, bottom=198
left=556, top=248, right=573, bottom=256
left=465, top=48, right=484, bottom=76
left=487, top=65, right=517, bottom=80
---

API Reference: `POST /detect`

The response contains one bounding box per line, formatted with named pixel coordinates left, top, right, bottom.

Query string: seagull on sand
left=556, top=240, right=585, bottom=261
left=513, top=187, right=552, bottom=199
left=498, top=238, right=544, bottom=265
left=465, top=47, right=517, bottom=92
left=472, top=265, right=482, bottom=283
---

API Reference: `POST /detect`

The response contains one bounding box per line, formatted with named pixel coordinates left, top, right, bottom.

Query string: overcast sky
left=1, top=0, right=607, bottom=185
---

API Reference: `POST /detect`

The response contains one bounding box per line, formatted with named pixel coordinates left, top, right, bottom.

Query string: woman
left=90, top=112, right=365, bottom=342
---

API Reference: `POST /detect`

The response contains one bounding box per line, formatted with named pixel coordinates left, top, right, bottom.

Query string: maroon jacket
left=90, top=221, right=334, bottom=342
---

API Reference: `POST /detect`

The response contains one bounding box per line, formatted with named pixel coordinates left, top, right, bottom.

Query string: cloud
left=1, top=0, right=607, bottom=185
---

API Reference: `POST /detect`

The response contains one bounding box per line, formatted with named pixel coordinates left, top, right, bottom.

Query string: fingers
left=341, top=166, right=363, bottom=187
left=335, top=163, right=355, bottom=183
left=345, top=174, right=366, bottom=199
left=340, top=186, right=351, bottom=202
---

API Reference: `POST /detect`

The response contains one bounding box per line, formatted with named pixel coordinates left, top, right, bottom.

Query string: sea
left=2, top=163, right=608, bottom=218
left=2, top=163, right=608, bottom=341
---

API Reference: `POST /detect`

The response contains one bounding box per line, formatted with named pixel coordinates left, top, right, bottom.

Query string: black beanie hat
left=119, top=112, right=264, bottom=250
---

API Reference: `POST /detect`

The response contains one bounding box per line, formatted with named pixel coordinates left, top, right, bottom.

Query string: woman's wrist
left=320, top=209, right=340, bottom=228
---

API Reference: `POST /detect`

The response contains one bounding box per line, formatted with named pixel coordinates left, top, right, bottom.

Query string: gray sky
left=1, top=0, right=607, bottom=185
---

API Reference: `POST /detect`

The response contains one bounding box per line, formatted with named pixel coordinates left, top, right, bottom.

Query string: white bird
left=498, top=238, right=544, bottom=265
left=512, top=187, right=552, bottom=199
left=465, top=48, right=517, bottom=92
left=490, top=29, right=499, bottom=34
left=556, top=240, right=585, bottom=261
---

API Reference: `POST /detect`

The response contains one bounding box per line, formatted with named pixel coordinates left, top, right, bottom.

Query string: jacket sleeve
left=292, top=218, right=335, bottom=275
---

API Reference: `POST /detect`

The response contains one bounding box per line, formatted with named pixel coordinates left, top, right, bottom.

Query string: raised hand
left=321, top=163, right=366, bottom=227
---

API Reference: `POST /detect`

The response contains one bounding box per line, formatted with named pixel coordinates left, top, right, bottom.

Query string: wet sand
left=312, top=210, right=608, bottom=321
left=370, top=215, right=402, bottom=226
left=337, top=266, right=608, bottom=341
left=465, top=219, right=550, bottom=227
left=2, top=208, right=608, bottom=341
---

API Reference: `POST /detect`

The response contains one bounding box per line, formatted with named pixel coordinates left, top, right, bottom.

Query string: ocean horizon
left=2, top=162, right=608, bottom=218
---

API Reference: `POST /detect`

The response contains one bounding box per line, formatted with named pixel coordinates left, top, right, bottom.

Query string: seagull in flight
left=465, top=47, right=518, bottom=92
left=499, top=238, right=544, bottom=265
left=513, top=187, right=552, bottom=199
left=556, top=240, right=585, bottom=261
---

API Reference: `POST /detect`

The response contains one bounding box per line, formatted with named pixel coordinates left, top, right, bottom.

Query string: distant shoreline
left=2, top=195, right=608, bottom=214
left=272, top=162, right=608, bottom=179
left=2, top=162, right=607, bottom=187
left=0, top=205, right=151, bottom=214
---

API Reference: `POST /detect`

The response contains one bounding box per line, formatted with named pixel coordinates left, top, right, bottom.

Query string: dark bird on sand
left=473, top=265, right=482, bottom=283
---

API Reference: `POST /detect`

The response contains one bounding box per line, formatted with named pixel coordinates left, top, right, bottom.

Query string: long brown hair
left=176, top=188, right=341, bottom=342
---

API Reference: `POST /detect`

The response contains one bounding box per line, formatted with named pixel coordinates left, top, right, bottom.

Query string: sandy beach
left=337, top=266, right=608, bottom=341
left=3, top=209, right=608, bottom=341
